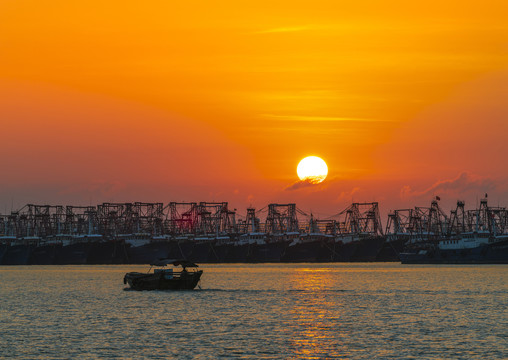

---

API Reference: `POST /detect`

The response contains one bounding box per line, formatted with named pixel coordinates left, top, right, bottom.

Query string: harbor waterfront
left=0, top=263, right=506, bottom=359
left=1, top=198, right=508, bottom=265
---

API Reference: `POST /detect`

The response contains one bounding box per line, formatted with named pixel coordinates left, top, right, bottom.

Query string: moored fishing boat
left=400, top=232, right=508, bottom=264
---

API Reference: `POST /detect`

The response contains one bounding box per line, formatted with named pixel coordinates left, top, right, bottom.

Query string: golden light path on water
left=0, top=264, right=506, bottom=359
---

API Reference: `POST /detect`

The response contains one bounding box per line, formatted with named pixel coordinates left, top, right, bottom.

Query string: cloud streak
left=59, top=180, right=127, bottom=199
left=337, top=187, right=361, bottom=202
left=261, top=114, right=389, bottom=122
left=400, top=172, right=498, bottom=200
left=253, top=26, right=311, bottom=34
left=285, top=179, right=322, bottom=191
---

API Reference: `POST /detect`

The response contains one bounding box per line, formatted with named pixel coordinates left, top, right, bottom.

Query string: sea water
left=0, top=263, right=506, bottom=359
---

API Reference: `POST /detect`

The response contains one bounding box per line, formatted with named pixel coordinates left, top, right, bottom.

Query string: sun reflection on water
left=285, top=267, right=349, bottom=358
left=1, top=264, right=506, bottom=359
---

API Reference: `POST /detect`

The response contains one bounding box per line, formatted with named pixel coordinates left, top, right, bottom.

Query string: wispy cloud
left=59, top=180, right=126, bottom=199
left=285, top=179, right=322, bottom=191
left=400, top=172, right=498, bottom=200
left=337, top=187, right=361, bottom=202
left=261, top=114, right=391, bottom=122
left=253, top=26, right=311, bottom=34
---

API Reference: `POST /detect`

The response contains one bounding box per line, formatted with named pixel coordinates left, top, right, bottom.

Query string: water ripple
left=1, top=263, right=507, bottom=359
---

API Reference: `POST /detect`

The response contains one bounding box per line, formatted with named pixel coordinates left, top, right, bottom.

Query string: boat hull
left=55, top=242, right=92, bottom=265
left=332, top=241, right=358, bottom=262
left=126, top=241, right=173, bottom=264
left=29, top=244, right=62, bottom=265
left=400, top=238, right=508, bottom=264
left=124, top=270, right=203, bottom=290
left=376, top=238, right=406, bottom=262
left=0, top=244, right=9, bottom=263
left=281, top=240, right=323, bottom=262
left=88, top=240, right=128, bottom=264
left=188, top=242, right=213, bottom=263
left=250, top=241, right=287, bottom=263
left=1, top=245, right=32, bottom=265
left=351, top=236, right=386, bottom=262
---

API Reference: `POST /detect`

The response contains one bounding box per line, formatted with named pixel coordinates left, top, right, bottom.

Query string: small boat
left=123, top=259, right=203, bottom=290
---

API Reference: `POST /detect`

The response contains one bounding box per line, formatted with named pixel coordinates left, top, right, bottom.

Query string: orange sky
left=1, top=1, right=508, bottom=218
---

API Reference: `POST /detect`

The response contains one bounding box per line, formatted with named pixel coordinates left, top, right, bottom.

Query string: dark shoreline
left=0, top=236, right=403, bottom=265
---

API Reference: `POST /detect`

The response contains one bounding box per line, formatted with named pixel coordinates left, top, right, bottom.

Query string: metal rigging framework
left=331, top=202, right=384, bottom=237
left=167, top=202, right=237, bottom=236
left=305, top=214, right=337, bottom=235
left=465, top=198, right=507, bottom=235
left=197, top=202, right=237, bottom=235
left=385, top=200, right=448, bottom=243
left=167, top=202, right=198, bottom=235
left=0, top=213, right=16, bottom=237
left=64, top=206, right=97, bottom=236
left=2, top=197, right=508, bottom=243
left=448, top=201, right=467, bottom=235
left=385, top=209, right=415, bottom=241
left=0, top=205, right=65, bottom=239
left=415, top=200, right=449, bottom=239
left=95, top=203, right=164, bottom=237
left=236, top=207, right=261, bottom=234
left=265, top=204, right=299, bottom=234
left=385, top=197, right=508, bottom=243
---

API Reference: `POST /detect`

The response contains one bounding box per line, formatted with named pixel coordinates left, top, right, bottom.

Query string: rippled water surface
left=1, top=263, right=507, bottom=359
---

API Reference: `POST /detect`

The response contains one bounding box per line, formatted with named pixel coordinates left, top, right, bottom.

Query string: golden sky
left=1, top=1, right=507, bottom=214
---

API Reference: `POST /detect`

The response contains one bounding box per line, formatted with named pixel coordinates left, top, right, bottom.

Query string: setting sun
left=297, top=156, right=328, bottom=184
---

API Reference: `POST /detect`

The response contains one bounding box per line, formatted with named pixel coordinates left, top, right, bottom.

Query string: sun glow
left=297, top=156, right=328, bottom=184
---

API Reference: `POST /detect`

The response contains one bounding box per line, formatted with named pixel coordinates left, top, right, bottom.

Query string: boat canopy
left=150, top=258, right=199, bottom=268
